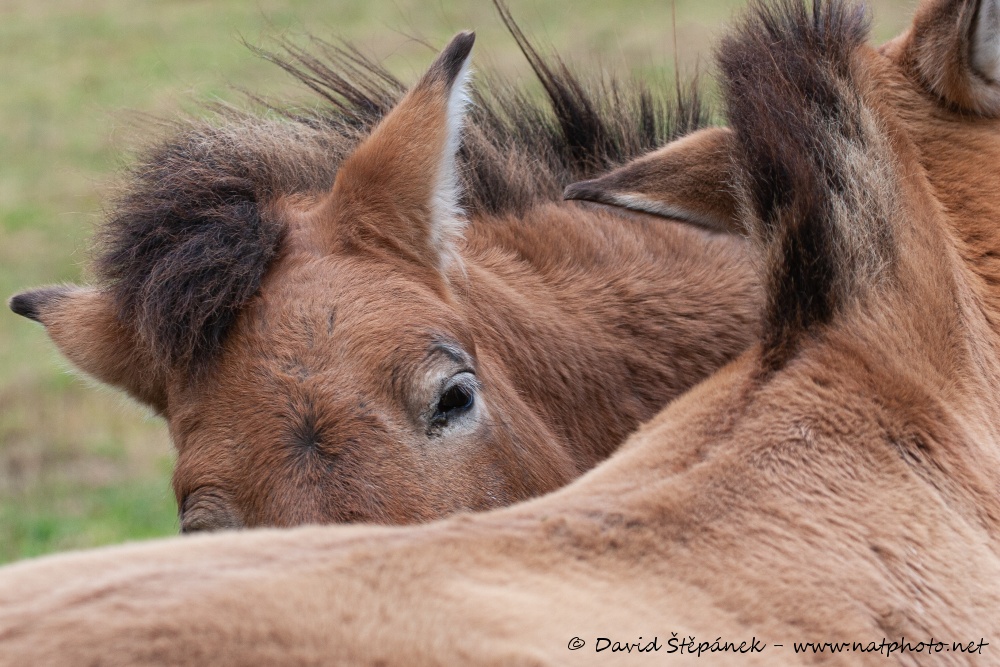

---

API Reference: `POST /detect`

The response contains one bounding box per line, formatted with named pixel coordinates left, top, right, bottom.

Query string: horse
left=7, top=20, right=760, bottom=532
left=2, top=0, right=998, bottom=662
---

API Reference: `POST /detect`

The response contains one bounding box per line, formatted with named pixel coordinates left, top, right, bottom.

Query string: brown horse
left=2, top=0, right=998, bottom=662
left=8, top=24, right=758, bottom=531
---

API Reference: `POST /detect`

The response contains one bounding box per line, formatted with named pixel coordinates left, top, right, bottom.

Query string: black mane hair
left=718, top=0, right=894, bottom=370
left=95, top=11, right=708, bottom=376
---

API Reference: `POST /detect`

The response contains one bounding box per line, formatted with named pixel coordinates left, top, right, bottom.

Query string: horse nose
left=179, top=488, right=244, bottom=533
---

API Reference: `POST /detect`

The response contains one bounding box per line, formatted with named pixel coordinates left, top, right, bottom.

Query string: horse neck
left=518, top=52, right=1000, bottom=555
left=453, top=201, right=760, bottom=468
left=485, top=201, right=1000, bottom=638
left=851, top=117, right=1000, bottom=429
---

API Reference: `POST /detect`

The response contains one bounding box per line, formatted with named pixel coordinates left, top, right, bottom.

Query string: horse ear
left=9, top=286, right=167, bottom=413
left=329, top=32, right=474, bottom=273
left=908, top=0, right=1000, bottom=115
left=563, top=127, right=742, bottom=235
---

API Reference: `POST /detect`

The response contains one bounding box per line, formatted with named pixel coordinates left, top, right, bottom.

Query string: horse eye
left=431, top=375, right=476, bottom=428
left=439, top=384, right=473, bottom=413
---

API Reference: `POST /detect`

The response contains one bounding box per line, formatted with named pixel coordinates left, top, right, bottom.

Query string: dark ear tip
left=9, top=287, right=70, bottom=323
left=450, top=31, right=476, bottom=55
left=562, top=181, right=589, bottom=201
left=9, top=292, right=42, bottom=322
left=434, top=31, right=476, bottom=85
left=563, top=180, right=613, bottom=204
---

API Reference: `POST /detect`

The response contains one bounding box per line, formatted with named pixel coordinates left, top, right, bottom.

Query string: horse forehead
left=263, top=251, right=450, bottom=317
left=220, top=277, right=458, bottom=386
left=172, top=353, right=401, bottom=450
left=226, top=318, right=431, bottom=392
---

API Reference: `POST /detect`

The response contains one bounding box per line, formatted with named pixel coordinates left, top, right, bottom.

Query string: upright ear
left=907, top=0, right=1000, bottom=115
left=563, top=127, right=742, bottom=235
left=9, top=286, right=167, bottom=413
left=328, top=32, right=475, bottom=273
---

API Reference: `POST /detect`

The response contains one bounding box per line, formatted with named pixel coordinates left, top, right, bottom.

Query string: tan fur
left=2, top=0, right=999, bottom=663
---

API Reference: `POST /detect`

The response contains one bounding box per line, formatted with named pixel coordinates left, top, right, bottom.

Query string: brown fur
left=2, top=0, right=999, bottom=663
left=9, top=29, right=758, bottom=528
left=92, top=20, right=707, bottom=377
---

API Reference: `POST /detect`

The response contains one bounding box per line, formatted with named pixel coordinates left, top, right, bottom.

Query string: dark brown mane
left=718, top=0, right=892, bottom=369
left=96, top=16, right=707, bottom=375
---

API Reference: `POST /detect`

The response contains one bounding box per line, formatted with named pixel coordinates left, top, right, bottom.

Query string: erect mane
left=95, top=15, right=707, bottom=376
left=718, top=0, right=895, bottom=369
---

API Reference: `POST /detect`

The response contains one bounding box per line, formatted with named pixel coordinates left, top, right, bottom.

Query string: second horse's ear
left=564, top=127, right=741, bottom=235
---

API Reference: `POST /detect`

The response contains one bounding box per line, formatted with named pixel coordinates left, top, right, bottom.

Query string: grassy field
left=0, top=0, right=910, bottom=563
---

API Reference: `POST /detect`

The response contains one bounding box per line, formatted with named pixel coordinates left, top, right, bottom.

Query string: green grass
left=0, top=462, right=178, bottom=562
left=0, top=0, right=911, bottom=563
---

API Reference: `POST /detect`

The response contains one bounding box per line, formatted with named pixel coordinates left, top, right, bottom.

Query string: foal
left=9, top=30, right=758, bottom=530
left=2, top=0, right=998, bottom=662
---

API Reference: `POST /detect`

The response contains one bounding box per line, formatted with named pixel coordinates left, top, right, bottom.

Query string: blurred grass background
left=0, top=0, right=909, bottom=563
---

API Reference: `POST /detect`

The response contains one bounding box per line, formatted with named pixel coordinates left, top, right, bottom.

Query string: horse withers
left=8, top=26, right=758, bottom=530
